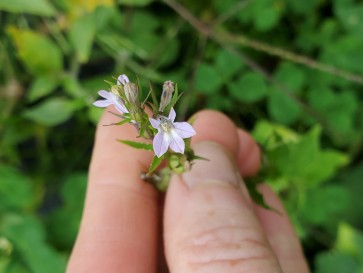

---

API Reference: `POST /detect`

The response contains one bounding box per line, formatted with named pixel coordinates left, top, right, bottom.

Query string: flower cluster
left=93, top=74, right=197, bottom=187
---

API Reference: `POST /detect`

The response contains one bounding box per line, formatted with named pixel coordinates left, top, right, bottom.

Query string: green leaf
left=23, top=97, right=78, bottom=126
left=0, top=0, right=56, bottom=16
left=68, top=13, right=96, bottom=63
left=214, top=49, right=243, bottom=80
left=0, top=165, right=32, bottom=209
left=195, top=64, right=223, bottom=95
left=228, top=72, right=267, bottom=103
left=118, top=140, right=153, bottom=151
left=274, top=62, right=306, bottom=93
left=336, top=223, right=363, bottom=259
left=315, top=251, right=359, bottom=273
left=268, top=126, right=349, bottom=187
left=335, top=4, right=363, bottom=35
left=148, top=155, right=164, bottom=175
left=2, top=214, right=66, bottom=273
left=28, top=76, right=59, bottom=102
left=118, top=0, right=153, bottom=6
left=267, top=88, right=301, bottom=124
left=7, top=28, right=63, bottom=75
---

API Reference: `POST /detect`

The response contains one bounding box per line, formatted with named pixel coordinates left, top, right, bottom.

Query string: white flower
left=93, top=90, right=128, bottom=114
left=149, top=108, right=196, bottom=157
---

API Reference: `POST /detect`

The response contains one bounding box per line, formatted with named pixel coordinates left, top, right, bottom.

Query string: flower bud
left=124, top=82, right=138, bottom=104
left=159, top=80, right=174, bottom=112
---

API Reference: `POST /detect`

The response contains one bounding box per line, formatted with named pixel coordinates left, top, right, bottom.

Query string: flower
left=93, top=90, right=128, bottom=114
left=149, top=108, right=196, bottom=157
left=117, top=74, right=138, bottom=104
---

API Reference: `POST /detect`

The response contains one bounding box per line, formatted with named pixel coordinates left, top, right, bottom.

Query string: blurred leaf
left=335, top=4, right=363, bottom=35
left=48, top=173, right=87, bottom=249
left=64, top=0, right=114, bottom=19
left=0, top=0, right=56, bottom=16
left=214, top=49, right=243, bottom=80
left=68, top=13, right=96, bottom=63
left=228, top=72, right=267, bottom=103
left=2, top=214, right=66, bottom=273
left=23, top=97, right=79, bottom=126
left=148, top=155, right=164, bottom=175
left=0, top=165, right=32, bottom=209
left=315, top=251, right=359, bottom=273
left=28, top=76, right=59, bottom=102
left=118, top=0, right=153, bottom=6
left=195, top=64, right=223, bottom=94
left=7, top=28, right=63, bottom=75
left=267, top=88, right=300, bottom=124
left=274, top=62, right=306, bottom=93
left=118, top=140, right=153, bottom=150
left=336, top=223, right=363, bottom=259
left=268, top=126, right=349, bottom=187
left=287, top=0, right=320, bottom=14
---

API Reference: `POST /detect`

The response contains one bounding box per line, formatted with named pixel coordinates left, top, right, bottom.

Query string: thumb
left=164, top=141, right=282, bottom=273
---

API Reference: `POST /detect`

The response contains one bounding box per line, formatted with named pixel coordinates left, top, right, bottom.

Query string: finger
left=254, top=185, right=310, bottom=273
left=191, top=110, right=239, bottom=157
left=236, top=129, right=261, bottom=177
left=67, top=106, right=158, bottom=273
left=164, top=141, right=282, bottom=273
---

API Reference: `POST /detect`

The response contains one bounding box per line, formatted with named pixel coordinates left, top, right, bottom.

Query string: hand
left=66, top=108, right=310, bottom=273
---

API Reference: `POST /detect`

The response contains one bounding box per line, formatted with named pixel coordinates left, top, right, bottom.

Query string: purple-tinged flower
left=117, top=74, right=129, bottom=85
left=159, top=80, right=174, bottom=112
left=149, top=108, right=196, bottom=157
left=93, top=90, right=128, bottom=114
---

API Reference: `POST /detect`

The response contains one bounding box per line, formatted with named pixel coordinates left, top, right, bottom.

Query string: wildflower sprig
left=93, top=74, right=198, bottom=190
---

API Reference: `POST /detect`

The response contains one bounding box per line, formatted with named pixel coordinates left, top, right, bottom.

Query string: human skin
left=66, top=107, right=310, bottom=273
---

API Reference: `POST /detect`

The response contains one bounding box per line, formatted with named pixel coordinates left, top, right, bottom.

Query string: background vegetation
left=1, top=0, right=363, bottom=272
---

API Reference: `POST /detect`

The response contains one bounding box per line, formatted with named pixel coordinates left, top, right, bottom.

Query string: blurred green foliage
left=1, top=0, right=363, bottom=271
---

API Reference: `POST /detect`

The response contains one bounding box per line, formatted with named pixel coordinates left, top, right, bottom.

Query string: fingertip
left=237, top=129, right=261, bottom=177
left=191, top=110, right=239, bottom=157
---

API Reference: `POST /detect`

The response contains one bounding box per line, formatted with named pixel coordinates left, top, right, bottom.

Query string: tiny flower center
left=159, top=116, right=173, bottom=133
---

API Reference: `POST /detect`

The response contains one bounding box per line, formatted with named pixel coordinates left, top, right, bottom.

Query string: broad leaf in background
left=214, top=49, right=244, bottom=81
left=274, top=62, right=306, bottom=93
left=118, top=0, right=153, bottom=6
left=228, top=72, right=267, bottom=103
left=0, top=0, right=56, bottom=16
left=195, top=64, right=223, bottom=95
left=1, top=214, right=66, bottom=273
left=23, top=97, right=80, bottom=126
left=0, top=166, right=32, bottom=210
left=7, top=28, right=63, bottom=76
left=28, top=76, right=59, bottom=102
left=68, top=13, right=96, bottom=63
left=48, top=173, right=87, bottom=249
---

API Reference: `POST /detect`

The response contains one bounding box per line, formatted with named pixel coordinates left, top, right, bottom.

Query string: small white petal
left=115, top=103, right=129, bottom=114
left=174, top=122, right=196, bottom=138
left=169, top=131, right=185, bottom=154
left=98, top=90, right=111, bottom=99
left=149, top=118, right=160, bottom=129
left=153, top=132, right=170, bottom=157
left=93, top=99, right=113, bottom=108
left=168, top=108, right=176, bottom=122
left=117, top=74, right=130, bottom=85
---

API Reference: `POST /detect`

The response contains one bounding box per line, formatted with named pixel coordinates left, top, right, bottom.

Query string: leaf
left=267, top=87, right=301, bottom=125
left=7, top=27, right=63, bottom=75
left=335, top=223, right=363, bottom=259
left=214, top=49, right=244, bottom=80
left=2, top=214, right=66, bottom=273
left=147, top=155, right=164, bottom=175
left=195, top=64, right=223, bottom=95
left=0, top=165, right=32, bottom=209
left=0, top=0, right=56, bottom=16
left=23, top=97, right=78, bottom=126
left=118, top=140, right=153, bottom=151
left=315, top=251, right=359, bottom=273
left=27, top=76, right=59, bottom=102
left=118, top=0, right=153, bottom=7
left=228, top=72, right=267, bottom=103
left=274, top=62, right=306, bottom=93
left=68, top=13, right=96, bottom=63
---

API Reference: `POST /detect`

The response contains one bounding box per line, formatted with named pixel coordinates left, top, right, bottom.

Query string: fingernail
left=182, top=141, right=241, bottom=189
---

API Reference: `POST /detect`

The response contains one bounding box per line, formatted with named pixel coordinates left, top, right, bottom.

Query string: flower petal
left=117, top=74, right=130, bottom=85
left=169, top=130, right=185, bottom=154
left=149, top=118, right=160, bottom=129
left=93, top=99, right=113, bottom=108
left=98, top=90, right=111, bottom=99
left=168, top=108, right=176, bottom=122
left=174, top=122, right=196, bottom=138
left=115, top=102, right=129, bottom=114
left=153, top=132, right=170, bottom=157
